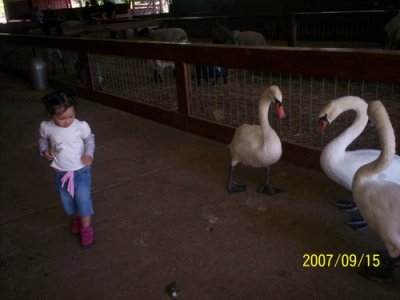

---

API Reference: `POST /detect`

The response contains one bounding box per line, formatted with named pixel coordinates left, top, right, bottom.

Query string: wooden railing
left=1, top=33, right=399, bottom=170
left=2, top=10, right=397, bottom=48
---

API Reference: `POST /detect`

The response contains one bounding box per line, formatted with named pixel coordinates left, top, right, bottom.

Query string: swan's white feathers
left=229, top=85, right=284, bottom=169
left=352, top=101, right=400, bottom=258
left=321, top=149, right=400, bottom=190
left=230, top=124, right=281, bottom=168
left=354, top=177, right=400, bottom=258
left=320, top=96, right=400, bottom=191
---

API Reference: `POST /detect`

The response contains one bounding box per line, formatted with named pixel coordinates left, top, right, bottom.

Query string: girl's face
left=52, top=106, right=76, bottom=128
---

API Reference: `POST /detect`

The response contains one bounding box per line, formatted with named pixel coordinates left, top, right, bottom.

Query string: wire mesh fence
left=189, top=66, right=400, bottom=151
left=2, top=40, right=399, bottom=155
left=90, top=55, right=178, bottom=110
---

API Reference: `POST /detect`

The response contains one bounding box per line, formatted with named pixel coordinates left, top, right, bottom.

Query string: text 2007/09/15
left=302, top=253, right=380, bottom=268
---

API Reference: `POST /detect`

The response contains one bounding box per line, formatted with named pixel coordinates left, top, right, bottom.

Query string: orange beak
left=319, top=119, right=329, bottom=133
left=275, top=102, right=286, bottom=119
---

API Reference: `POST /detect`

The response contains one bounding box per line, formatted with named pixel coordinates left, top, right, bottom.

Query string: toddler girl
left=38, top=91, right=95, bottom=248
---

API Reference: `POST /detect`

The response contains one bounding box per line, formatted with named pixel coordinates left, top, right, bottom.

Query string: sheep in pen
left=139, top=27, right=189, bottom=83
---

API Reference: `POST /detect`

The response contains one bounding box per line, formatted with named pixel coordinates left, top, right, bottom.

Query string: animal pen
left=0, top=17, right=399, bottom=170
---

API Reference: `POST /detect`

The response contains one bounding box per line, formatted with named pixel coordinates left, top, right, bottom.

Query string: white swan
left=227, top=85, right=286, bottom=194
left=353, top=100, right=400, bottom=259
left=319, top=96, right=400, bottom=191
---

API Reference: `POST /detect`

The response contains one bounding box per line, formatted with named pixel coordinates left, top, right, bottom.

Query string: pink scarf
left=61, top=171, right=74, bottom=198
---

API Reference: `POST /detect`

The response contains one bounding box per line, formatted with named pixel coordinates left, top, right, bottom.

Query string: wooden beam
left=61, top=18, right=163, bottom=36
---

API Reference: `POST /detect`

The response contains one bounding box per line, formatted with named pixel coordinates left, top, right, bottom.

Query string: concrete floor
left=1, top=71, right=399, bottom=299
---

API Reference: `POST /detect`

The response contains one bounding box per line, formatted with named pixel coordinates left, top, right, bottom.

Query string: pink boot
left=80, top=225, right=95, bottom=248
left=70, top=216, right=81, bottom=235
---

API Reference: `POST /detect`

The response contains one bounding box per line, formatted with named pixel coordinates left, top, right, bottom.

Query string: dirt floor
left=1, top=71, right=400, bottom=299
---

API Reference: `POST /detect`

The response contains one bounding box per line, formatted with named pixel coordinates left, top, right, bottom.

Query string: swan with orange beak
left=228, top=85, right=286, bottom=195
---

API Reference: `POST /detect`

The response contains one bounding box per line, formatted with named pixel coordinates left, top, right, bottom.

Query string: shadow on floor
left=1, top=71, right=399, bottom=299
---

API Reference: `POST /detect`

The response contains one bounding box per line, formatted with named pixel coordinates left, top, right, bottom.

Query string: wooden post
left=289, top=15, right=297, bottom=47
left=174, top=62, right=192, bottom=119
left=129, top=0, right=134, bottom=19
left=77, top=52, right=95, bottom=90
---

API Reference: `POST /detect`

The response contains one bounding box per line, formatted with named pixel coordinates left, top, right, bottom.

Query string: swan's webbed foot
left=257, top=183, right=283, bottom=195
left=227, top=181, right=246, bottom=193
left=346, top=216, right=367, bottom=226
left=347, top=219, right=368, bottom=231
left=335, top=199, right=367, bottom=229
left=335, top=199, right=358, bottom=212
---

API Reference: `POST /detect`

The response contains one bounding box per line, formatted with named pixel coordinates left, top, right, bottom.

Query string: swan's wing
left=230, top=125, right=263, bottom=163
left=348, top=150, right=400, bottom=183
left=321, top=149, right=400, bottom=190
left=321, top=150, right=378, bottom=190
left=230, top=124, right=282, bottom=167
left=376, top=154, right=400, bottom=183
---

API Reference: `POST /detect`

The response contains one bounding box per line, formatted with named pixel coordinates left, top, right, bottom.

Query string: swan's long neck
left=326, top=103, right=368, bottom=155
left=258, top=96, right=272, bottom=136
left=354, top=102, right=396, bottom=185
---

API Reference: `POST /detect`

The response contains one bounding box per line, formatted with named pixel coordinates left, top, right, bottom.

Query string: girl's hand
left=82, top=155, right=93, bottom=166
left=42, top=150, right=54, bottom=161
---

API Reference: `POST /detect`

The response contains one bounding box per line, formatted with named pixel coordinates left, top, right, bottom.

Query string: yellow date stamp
left=302, top=253, right=381, bottom=268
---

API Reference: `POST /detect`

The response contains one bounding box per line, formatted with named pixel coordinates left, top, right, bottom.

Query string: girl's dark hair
left=42, top=91, right=76, bottom=116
